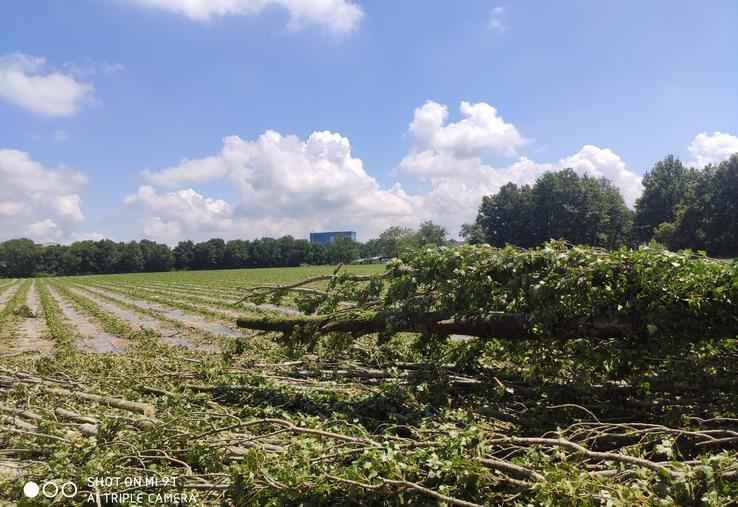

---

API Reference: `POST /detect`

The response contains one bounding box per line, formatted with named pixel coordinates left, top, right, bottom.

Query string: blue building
left=309, top=231, right=357, bottom=245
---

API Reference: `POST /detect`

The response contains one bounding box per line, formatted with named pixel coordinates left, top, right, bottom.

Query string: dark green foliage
left=667, top=155, right=738, bottom=256
left=366, top=221, right=450, bottom=259
left=173, top=239, right=195, bottom=269
left=634, top=154, right=738, bottom=257
left=415, top=220, right=448, bottom=247
left=472, top=170, right=634, bottom=249
left=633, top=155, right=694, bottom=243
left=139, top=239, right=174, bottom=272
left=0, top=234, right=364, bottom=277
left=0, top=238, right=40, bottom=277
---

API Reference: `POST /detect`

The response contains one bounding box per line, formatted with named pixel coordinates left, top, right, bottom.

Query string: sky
left=1, top=0, right=737, bottom=244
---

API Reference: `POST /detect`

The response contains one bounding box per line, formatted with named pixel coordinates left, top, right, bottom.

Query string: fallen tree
left=236, top=241, right=738, bottom=352
left=237, top=311, right=632, bottom=340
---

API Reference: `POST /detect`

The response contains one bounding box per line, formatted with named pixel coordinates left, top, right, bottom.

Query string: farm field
left=0, top=256, right=736, bottom=506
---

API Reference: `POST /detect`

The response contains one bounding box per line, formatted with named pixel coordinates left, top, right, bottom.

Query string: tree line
left=461, top=153, right=738, bottom=257
left=0, top=221, right=451, bottom=278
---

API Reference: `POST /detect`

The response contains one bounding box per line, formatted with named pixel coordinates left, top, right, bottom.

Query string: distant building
left=309, top=231, right=357, bottom=245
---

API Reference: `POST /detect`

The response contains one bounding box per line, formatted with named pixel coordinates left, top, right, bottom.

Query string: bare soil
left=67, top=285, right=204, bottom=349
left=79, top=285, right=242, bottom=338
left=9, top=281, right=55, bottom=357
left=46, top=285, right=129, bottom=353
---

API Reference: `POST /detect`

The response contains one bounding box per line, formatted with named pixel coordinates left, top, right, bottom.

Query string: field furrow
left=64, top=284, right=204, bottom=349
left=75, top=283, right=243, bottom=338
left=91, top=280, right=304, bottom=319
left=45, top=285, right=129, bottom=353
left=8, top=280, right=54, bottom=357
left=0, top=281, right=22, bottom=312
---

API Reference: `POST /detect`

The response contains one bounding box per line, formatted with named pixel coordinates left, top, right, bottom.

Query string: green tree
left=173, top=240, right=195, bottom=270
left=0, top=239, right=40, bottom=278
left=415, top=221, right=448, bottom=247
left=530, top=170, right=632, bottom=248
left=359, top=238, right=382, bottom=258
left=38, top=244, right=66, bottom=275
left=473, top=170, right=633, bottom=249
left=476, top=182, right=534, bottom=247
left=670, top=154, right=738, bottom=256
left=286, top=239, right=311, bottom=266
left=633, top=156, right=694, bottom=243
left=65, top=241, right=100, bottom=274
left=94, top=240, right=120, bottom=274
left=193, top=239, right=226, bottom=269
left=458, top=222, right=486, bottom=245
left=307, top=243, right=328, bottom=265
left=249, top=238, right=280, bottom=267
left=115, top=241, right=145, bottom=273
left=139, top=239, right=174, bottom=272
left=224, top=240, right=250, bottom=268
left=326, top=236, right=359, bottom=264
left=375, top=226, right=417, bottom=258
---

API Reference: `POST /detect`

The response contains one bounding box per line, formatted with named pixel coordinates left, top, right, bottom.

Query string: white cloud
left=124, top=185, right=233, bottom=225
left=686, top=131, right=738, bottom=168
left=0, top=52, right=95, bottom=117
left=29, top=219, right=61, bottom=242
left=126, top=0, right=363, bottom=33
left=128, top=130, right=425, bottom=241
left=142, top=217, right=183, bottom=240
left=409, top=101, right=527, bottom=158
left=140, top=138, right=241, bottom=187
left=54, top=194, right=85, bottom=221
left=0, top=149, right=88, bottom=241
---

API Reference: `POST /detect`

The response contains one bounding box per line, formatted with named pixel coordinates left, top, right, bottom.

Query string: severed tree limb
left=236, top=311, right=632, bottom=340
left=487, top=436, right=671, bottom=474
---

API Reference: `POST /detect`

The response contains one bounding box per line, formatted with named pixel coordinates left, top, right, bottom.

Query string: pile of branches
left=236, top=241, right=738, bottom=351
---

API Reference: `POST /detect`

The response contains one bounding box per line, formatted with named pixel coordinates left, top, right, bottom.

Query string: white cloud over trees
left=686, top=131, right=738, bottom=168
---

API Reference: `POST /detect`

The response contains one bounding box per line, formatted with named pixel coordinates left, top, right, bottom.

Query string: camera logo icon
left=23, top=481, right=77, bottom=499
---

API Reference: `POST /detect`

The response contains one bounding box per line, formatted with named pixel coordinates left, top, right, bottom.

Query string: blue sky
left=1, top=0, right=737, bottom=243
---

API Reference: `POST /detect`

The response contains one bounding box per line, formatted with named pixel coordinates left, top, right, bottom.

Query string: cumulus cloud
left=0, top=149, right=88, bottom=242
left=408, top=101, right=527, bottom=158
left=0, top=52, right=95, bottom=117
left=124, top=186, right=234, bottom=234
left=126, top=0, right=363, bottom=33
left=29, top=219, right=61, bottom=242
left=129, top=130, right=425, bottom=240
left=140, top=136, right=243, bottom=187
left=686, top=131, right=738, bottom=168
